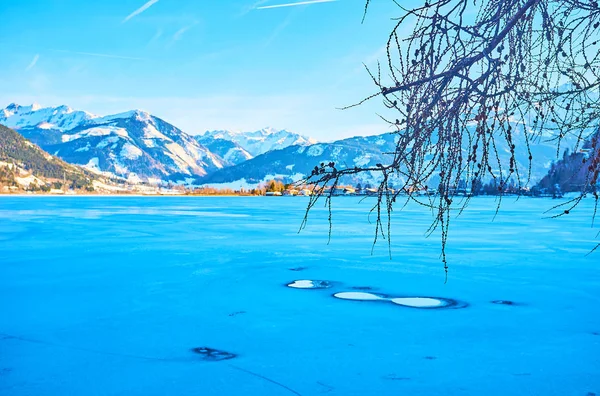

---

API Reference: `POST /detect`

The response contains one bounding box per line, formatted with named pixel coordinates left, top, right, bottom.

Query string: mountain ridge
left=0, top=123, right=95, bottom=191
left=1, top=102, right=580, bottom=189
left=198, top=129, right=581, bottom=188
left=0, top=104, right=224, bottom=183
left=1, top=103, right=319, bottom=183
left=198, top=127, right=317, bottom=157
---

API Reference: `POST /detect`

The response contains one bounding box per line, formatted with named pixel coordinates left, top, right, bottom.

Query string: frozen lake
left=1, top=196, right=599, bottom=395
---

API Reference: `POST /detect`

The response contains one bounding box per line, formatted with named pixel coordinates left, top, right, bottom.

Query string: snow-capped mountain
left=199, top=127, right=317, bottom=157
left=198, top=134, right=399, bottom=187
left=1, top=103, right=95, bottom=132
left=194, top=134, right=253, bottom=167
left=198, top=129, right=581, bottom=188
left=2, top=102, right=582, bottom=188
left=1, top=103, right=223, bottom=183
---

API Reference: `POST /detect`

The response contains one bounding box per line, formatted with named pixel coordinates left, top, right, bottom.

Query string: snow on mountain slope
left=198, top=128, right=581, bottom=188
left=200, top=127, right=317, bottom=157
left=194, top=135, right=253, bottom=167
left=1, top=104, right=223, bottom=182
left=198, top=134, right=399, bottom=187
left=0, top=123, right=98, bottom=190
left=2, top=103, right=581, bottom=187
left=1, top=103, right=95, bottom=132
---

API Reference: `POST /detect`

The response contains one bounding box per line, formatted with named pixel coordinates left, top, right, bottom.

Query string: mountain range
left=196, top=129, right=581, bottom=189
left=197, top=128, right=317, bottom=157
left=197, top=133, right=399, bottom=188
left=0, top=103, right=315, bottom=184
left=0, top=102, right=579, bottom=188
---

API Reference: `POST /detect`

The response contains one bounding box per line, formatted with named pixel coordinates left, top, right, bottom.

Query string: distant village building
left=282, top=189, right=298, bottom=196
left=331, top=186, right=357, bottom=196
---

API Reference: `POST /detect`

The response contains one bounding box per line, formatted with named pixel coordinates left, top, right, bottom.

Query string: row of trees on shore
left=188, top=180, right=292, bottom=196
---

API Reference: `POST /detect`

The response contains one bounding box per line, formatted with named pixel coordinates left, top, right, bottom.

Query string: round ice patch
left=390, top=297, right=445, bottom=308
left=287, top=280, right=332, bottom=289
left=333, top=292, right=385, bottom=301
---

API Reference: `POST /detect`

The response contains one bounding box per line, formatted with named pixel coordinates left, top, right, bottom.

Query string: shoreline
left=0, top=193, right=264, bottom=198
left=0, top=193, right=586, bottom=199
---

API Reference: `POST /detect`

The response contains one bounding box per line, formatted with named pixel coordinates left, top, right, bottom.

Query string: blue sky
left=0, top=0, right=404, bottom=140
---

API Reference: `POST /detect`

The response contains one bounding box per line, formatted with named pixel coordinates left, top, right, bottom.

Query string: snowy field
left=0, top=196, right=599, bottom=395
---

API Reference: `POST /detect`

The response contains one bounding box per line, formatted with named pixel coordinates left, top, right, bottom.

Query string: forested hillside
left=0, top=124, right=94, bottom=191
left=537, top=131, right=600, bottom=194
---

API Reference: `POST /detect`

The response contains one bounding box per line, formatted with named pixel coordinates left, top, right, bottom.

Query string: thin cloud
left=50, top=49, right=145, bottom=61
left=123, top=0, right=160, bottom=23
left=25, top=54, right=40, bottom=71
left=173, top=22, right=198, bottom=41
left=264, top=11, right=295, bottom=47
left=238, top=0, right=270, bottom=17
left=147, top=28, right=163, bottom=46
left=256, top=0, right=337, bottom=9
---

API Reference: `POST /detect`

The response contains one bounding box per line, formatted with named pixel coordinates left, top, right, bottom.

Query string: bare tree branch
left=303, top=0, right=600, bottom=271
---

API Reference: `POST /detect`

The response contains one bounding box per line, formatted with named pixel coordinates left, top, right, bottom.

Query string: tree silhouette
left=303, top=0, right=600, bottom=271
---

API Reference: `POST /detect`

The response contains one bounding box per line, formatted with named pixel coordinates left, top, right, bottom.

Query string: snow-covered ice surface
left=390, top=297, right=444, bottom=308
left=334, top=291, right=386, bottom=301
left=287, top=280, right=332, bottom=289
left=0, top=197, right=599, bottom=395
